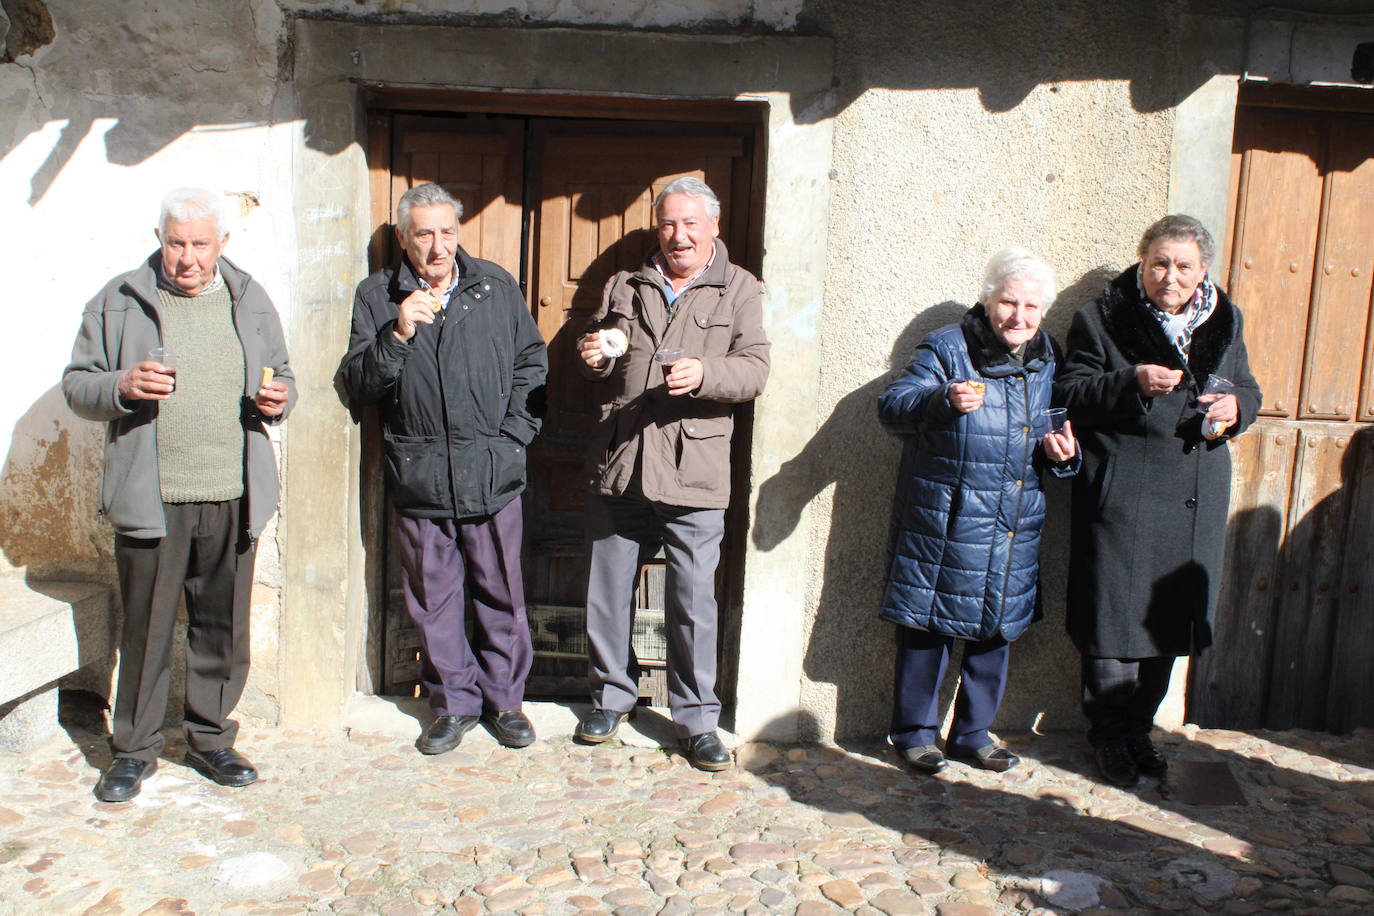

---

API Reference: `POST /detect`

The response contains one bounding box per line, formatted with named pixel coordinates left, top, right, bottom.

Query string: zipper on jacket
left=434, top=300, right=457, bottom=511
left=996, top=372, right=1032, bottom=631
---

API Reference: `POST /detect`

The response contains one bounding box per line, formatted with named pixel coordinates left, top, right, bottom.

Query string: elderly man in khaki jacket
left=574, top=176, right=770, bottom=771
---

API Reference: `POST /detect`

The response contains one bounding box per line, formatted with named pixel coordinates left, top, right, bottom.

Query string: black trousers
left=1080, top=655, right=1174, bottom=746
left=112, top=500, right=255, bottom=764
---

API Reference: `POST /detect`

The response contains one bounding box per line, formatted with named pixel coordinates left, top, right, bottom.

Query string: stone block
left=0, top=578, right=114, bottom=749
left=0, top=685, right=58, bottom=752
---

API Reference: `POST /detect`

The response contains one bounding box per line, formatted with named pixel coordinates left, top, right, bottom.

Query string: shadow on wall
left=0, top=384, right=108, bottom=581
left=2, top=0, right=1223, bottom=204
left=752, top=303, right=965, bottom=741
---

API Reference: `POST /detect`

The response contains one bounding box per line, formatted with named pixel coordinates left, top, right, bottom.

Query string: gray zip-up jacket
left=62, top=253, right=296, bottom=539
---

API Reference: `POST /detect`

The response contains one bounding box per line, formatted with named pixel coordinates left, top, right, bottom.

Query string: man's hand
left=664, top=357, right=704, bottom=396
left=947, top=381, right=984, bottom=414
left=254, top=380, right=289, bottom=417
left=394, top=289, right=441, bottom=342
left=579, top=331, right=609, bottom=369
left=1137, top=364, right=1183, bottom=398
left=1044, top=420, right=1077, bottom=462
left=118, top=361, right=175, bottom=402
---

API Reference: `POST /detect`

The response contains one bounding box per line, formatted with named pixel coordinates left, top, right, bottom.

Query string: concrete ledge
left=0, top=579, right=114, bottom=750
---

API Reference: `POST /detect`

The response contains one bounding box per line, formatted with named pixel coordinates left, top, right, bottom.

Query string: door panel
left=524, top=124, right=755, bottom=700
left=1226, top=113, right=1324, bottom=419
left=1325, top=429, right=1374, bottom=732
left=375, top=118, right=529, bottom=697
left=1301, top=121, right=1374, bottom=421
left=1188, top=425, right=1295, bottom=728
left=1264, top=429, right=1348, bottom=728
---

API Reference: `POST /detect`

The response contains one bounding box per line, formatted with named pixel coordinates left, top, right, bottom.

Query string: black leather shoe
left=1094, top=740, right=1140, bottom=787
left=483, top=709, right=535, bottom=748
left=898, top=744, right=948, bottom=775
left=418, top=715, right=480, bottom=755
left=1125, top=733, right=1168, bottom=778
left=948, top=743, right=1021, bottom=773
left=685, top=732, right=733, bottom=771
left=185, top=748, right=258, bottom=787
left=575, top=708, right=632, bottom=744
left=94, top=758, right=155, bottom=802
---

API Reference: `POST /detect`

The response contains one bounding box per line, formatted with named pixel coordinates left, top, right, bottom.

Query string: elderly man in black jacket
left=339, top=183, right=547, bottom=755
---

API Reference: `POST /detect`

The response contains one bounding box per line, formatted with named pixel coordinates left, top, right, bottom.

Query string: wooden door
left=364, top=110, right=761, bottom=701
left=1189, top=88, right=1374, bottom=732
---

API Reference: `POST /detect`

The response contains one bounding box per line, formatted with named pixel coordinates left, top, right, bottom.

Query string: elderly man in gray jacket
left=63, top=188, right=295, bottom=802
left=575, top=177, right=769, bottom=770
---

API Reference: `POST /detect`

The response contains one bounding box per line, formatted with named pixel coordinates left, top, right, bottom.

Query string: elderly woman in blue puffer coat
left=878, top=249, right=1078, bottom=776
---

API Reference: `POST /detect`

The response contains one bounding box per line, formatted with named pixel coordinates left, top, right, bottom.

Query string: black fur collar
left=961, top=304, right=1053, bottom=377
left=1097, top=265, right=1236, bottom=384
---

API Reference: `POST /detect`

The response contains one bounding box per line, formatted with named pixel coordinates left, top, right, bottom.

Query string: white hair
left=981, top=248, right=1057, bottom=307
left=654, top=176, right=720, bottom=221
left=159, top=188, right=229, bottom=239
left=397, top=182, right=463, bottom=234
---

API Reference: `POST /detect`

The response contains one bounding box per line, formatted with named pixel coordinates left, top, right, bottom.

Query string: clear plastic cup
left=654, top=348, right=684, bottom=375
left=1197, top=374, right=1234, bottom=439
left=148, top=347, right=176, bottom=392
left=1044, top=407, right=1068, bottom=435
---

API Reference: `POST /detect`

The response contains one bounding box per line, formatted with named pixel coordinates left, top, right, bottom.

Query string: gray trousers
left=585, top=492, right=725, bottom=736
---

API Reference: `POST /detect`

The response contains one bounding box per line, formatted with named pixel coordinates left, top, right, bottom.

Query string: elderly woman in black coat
left=880, top=249, right=1078, bottom=777
left=1055, top=215, right=1261, bottom=788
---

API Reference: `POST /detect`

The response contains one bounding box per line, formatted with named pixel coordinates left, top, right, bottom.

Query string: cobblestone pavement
left=3, top=696, right=1374, bottom=915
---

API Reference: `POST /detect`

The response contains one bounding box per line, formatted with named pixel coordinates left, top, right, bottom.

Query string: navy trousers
left=394, top=496, right=533, bottom=717
left=890, top=626, right=1010, bottom=752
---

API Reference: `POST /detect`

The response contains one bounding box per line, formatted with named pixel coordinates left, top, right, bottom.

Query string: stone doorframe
left=281, top=18, right=835, bottom=740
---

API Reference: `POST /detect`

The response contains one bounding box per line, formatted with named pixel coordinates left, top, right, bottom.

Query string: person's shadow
left=752, top=303, right=965, bottom=740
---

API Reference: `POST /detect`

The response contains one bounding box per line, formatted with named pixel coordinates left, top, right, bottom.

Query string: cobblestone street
left=3, top=696, right=1374, bottom=915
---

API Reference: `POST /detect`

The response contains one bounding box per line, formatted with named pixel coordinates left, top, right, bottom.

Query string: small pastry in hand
left=966, top=380, right=986, bottom=396
left=600, top=328, right=629, bottom=358
left=261, top=367, right=274, bottom=388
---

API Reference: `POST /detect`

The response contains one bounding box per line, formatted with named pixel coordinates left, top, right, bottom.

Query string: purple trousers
left=394, top=496, right=533, bottom=716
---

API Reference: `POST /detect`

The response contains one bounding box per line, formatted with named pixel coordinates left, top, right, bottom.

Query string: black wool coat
left=1054, top=267, right=1262, bottom=658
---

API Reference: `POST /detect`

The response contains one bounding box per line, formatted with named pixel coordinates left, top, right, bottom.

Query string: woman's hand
left=1202, top=392, right=1238, bottom=431
left=1136, top=364, right=1183, bottom=397
left=1043, top=419, right=1076, bottom=462
left=947, top=381, right=984, bottom=414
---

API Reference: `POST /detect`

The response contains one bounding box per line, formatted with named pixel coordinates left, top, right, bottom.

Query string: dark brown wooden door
left=364, top=111, right=759, bottom=700
left=1190, top=89, right=1374, bottom=731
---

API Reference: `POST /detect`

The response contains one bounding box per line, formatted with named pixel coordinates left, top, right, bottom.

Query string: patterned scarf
left=1137, top=265, right=1217, bottom=359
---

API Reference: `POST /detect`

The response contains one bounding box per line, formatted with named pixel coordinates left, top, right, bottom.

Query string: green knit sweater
left=155, top=282, right=245, bottom=503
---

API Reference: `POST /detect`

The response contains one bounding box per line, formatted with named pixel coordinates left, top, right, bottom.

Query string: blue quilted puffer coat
left=878, top=305, right=1077, bottom=642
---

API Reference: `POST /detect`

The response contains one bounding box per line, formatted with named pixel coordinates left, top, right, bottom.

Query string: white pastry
left=600, top=328, right=629, bottom=358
